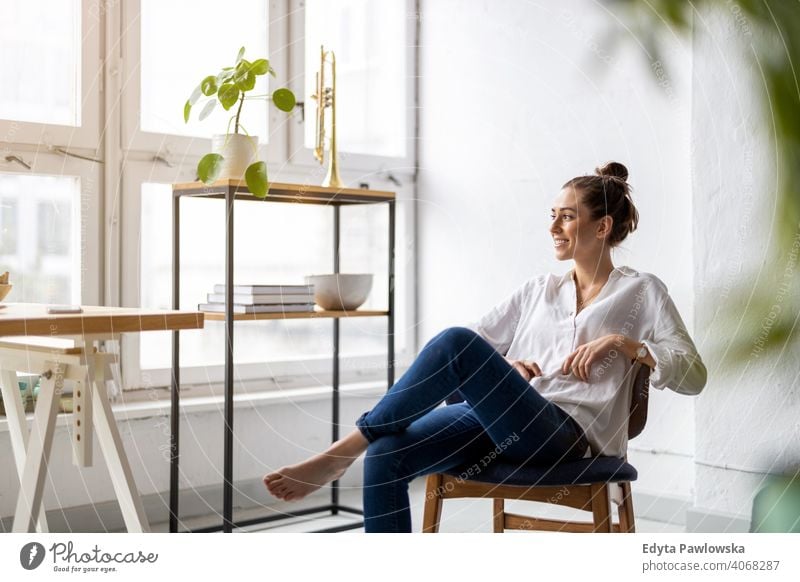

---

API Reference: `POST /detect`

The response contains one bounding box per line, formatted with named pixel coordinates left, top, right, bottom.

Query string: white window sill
left=0, top=380, right=388, bottom=433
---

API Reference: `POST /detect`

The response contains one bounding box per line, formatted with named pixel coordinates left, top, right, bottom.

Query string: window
left=287, top=0, right=414, bottom=172
left=0, top=171, right=88, bottom=305
left=0, top=199, right=18, bottom=254
left=0, top=0, right=80, bottom=126
left=0, top=0, right=101, bottom=308
left=122, top=0, right=284, bottom=162
left=0, top=0, right=416, bottom=391
left=139, top=0, right=269, bottom=139
left=303, top=0, right=408, bottom=158
left=137, top=181, right=340, bottom=370
left=121, top=162, right=409, bottom=389
left=37, top=201, right=72, bottom=256
left=0, top=0, right=99, bottom=148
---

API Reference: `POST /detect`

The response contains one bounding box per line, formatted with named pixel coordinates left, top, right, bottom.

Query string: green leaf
left=183, top=100, right=191, bottom=123
left=250, top=59, right=269, bottom=75
left=201, top=75, right=218, bottom=96
left=272, top=88, right=296, bottom=112
left=218, top=83, right=240, bottom=110
left=234, top=60, right=251, bottom=83
left=189, top=85, right=203, bottom=105
left=197, top=153, right=224, bottom=184
left=236, top=46, right=246, bottom=64
left=198, top=99, right=216, bottom=121
left=245, top=161, right=269, bottom=198
left=236, top=71, right=256, bottom=92
left=216, top=69, right=235, bottom=86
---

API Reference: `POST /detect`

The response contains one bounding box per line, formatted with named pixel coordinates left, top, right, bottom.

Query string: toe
left=267, top=476, right=285, bottom=490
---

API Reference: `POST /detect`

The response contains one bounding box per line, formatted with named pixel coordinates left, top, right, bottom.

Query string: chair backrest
left=627, top=362, right=651, bottom=440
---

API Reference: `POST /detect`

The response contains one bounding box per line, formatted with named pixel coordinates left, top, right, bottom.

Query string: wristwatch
left=634, top=342, right=649, bottom=362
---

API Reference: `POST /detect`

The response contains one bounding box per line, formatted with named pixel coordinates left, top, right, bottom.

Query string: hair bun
left=595, top=161, right=628, bottom=182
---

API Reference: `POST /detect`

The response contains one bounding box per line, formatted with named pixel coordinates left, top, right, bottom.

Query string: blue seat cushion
left=442, top=456, right=637, bottom=487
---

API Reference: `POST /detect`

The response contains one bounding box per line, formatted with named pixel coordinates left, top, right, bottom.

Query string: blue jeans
left=355, top=326, right=589, bottom=532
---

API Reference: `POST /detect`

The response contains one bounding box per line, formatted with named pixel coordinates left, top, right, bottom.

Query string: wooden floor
left=160, top=479, right=685, bottom=534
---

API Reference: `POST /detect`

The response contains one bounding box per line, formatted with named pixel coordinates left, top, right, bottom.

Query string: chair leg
left=590, top=483, right=612, bottom=532
left=493, top=498, right=505, bottom=532
left=422, top=474, right=444, bottom=533
left=618, top=481, right=636, bottom=533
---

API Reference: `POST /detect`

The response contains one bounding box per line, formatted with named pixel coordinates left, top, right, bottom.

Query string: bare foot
left=263, top=453, right=352, bottom=501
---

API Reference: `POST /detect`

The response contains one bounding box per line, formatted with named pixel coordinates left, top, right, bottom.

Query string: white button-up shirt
left=466, top=265, right=707, bottom=457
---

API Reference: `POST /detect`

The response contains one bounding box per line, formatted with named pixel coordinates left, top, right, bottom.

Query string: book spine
left=198, top=303, right=316, bottom=313
left=212, top=285, right=314, bottom=294
left=206, top=293, right=315, bottom=305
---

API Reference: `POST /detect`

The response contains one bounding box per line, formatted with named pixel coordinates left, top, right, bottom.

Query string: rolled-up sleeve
left=641, top=288, right=707, bottom=395
left=464, top=280, right=530, bottom=356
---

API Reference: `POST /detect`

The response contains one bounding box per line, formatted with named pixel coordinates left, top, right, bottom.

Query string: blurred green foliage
left=610, top=0, right=800, bottom=534
left=610, top=0, right=800, bottom=362
left=750, top=471, right=800, bottom=532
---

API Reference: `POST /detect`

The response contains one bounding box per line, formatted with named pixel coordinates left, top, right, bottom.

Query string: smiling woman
left=551, top=161, right=639, bottom=262
left=261, top=162, right=707, bottom=533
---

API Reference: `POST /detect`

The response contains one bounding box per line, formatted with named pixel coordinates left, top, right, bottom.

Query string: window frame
left=0, top=0, right=101, bottom=150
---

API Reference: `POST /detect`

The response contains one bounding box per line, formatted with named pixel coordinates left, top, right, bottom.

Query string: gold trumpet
left=311, top=45, right=344, bottom=189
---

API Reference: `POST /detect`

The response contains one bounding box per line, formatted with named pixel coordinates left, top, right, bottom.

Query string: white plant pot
left=211, top=133, right=258, bottom=180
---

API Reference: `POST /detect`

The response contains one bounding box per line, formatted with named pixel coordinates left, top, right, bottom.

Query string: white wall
left=689, top=8, right=800, bottom=529
left=417, top=0, right=699, bottom=510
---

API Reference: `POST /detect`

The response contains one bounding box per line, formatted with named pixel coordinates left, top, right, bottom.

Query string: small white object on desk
left=46, top=305, right=83, bottom=314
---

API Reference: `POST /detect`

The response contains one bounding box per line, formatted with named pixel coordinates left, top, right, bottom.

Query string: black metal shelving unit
left=170, top=179, right=396, bottom=533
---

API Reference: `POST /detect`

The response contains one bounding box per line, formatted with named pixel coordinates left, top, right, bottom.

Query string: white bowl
left=304, top=274, right=373, bottom=311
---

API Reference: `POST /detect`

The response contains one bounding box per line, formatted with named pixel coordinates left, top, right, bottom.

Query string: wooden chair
left=422, top=362, right=650, bottom=533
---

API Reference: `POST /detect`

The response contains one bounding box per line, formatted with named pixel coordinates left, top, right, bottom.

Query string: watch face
left=637, top=346, right=647, bottom=359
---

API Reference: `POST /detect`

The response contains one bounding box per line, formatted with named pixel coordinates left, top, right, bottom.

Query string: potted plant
left=183, top=47, right=296, bottom=197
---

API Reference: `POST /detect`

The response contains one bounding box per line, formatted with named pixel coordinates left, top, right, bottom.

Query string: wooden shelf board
left=201, top=309, right=389, bottom=321
left=172, top=180, right=395, bottom=205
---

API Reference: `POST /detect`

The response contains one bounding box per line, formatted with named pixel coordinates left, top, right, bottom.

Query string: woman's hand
left=505, top=357, right=542, bottom=382
left=562, top=334, right=623, bottom=382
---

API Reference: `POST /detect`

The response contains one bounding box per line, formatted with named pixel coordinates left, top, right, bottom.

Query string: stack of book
left=198, top=283, right=316, bottom=314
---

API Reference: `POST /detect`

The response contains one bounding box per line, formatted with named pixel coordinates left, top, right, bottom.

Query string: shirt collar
left=559, top=265, right=636, bottom=284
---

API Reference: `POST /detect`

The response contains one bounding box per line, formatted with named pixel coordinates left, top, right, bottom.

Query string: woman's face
left=549, top=187, right=605, bottom=261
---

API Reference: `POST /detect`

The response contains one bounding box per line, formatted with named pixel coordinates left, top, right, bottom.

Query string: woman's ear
left=596, top=215, right=613, bottom=240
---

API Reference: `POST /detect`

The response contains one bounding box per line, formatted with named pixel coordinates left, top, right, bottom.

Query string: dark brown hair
left=562, top=161, right=639, bottom=247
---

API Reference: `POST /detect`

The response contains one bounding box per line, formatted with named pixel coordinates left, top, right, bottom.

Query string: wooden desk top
left=0, top=304, right=204, bottom=338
